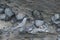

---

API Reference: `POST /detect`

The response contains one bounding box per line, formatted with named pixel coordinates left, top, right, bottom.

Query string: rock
left=51, top=14, right=60, bottom=24
left=5, top=8, right=14, bottom=17
left=0, top=14, right=6, bottom=20
left=16, top=13, right=25, bottom=20
left=32, top=10, right=43, bottom=19
left=51, top=14, right=60, bottom=27
left=34, top=20, right=44, bottom=27
left=0, top=8, right=4, bottom=14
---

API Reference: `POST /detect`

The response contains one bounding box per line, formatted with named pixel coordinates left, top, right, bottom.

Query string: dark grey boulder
left=5, top=8, right=14, bottom=17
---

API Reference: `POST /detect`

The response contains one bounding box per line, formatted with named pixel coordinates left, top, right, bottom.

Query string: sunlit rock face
left=0, top=0, right=59, bottom=40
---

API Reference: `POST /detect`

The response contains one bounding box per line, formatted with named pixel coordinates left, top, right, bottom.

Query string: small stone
left=51, top=14, right=60, bottom=27
left=5, top=8, right=14, bottom=17
left=0, top=14, right=6, bottom=20
left=16, top=13, right=25, bottom=20
left=32, top=10, right=43, bottom=19
left=34, top=20, right=44, bottom=27
left=51, top=14, right=60, bottom=24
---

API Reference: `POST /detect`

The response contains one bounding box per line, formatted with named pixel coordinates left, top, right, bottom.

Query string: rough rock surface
left=0, top=0, right=59, bottom=40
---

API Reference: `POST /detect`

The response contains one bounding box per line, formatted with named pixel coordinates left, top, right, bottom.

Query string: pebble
left=32, top=10, right=43, bottom=19
left=16, top=13, right=25, bottom=20
left=34, top=20, right=44, bottom=27
left=5, top=8, right=14, bottom=17
left=51, top=14, right=60, bottom=24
